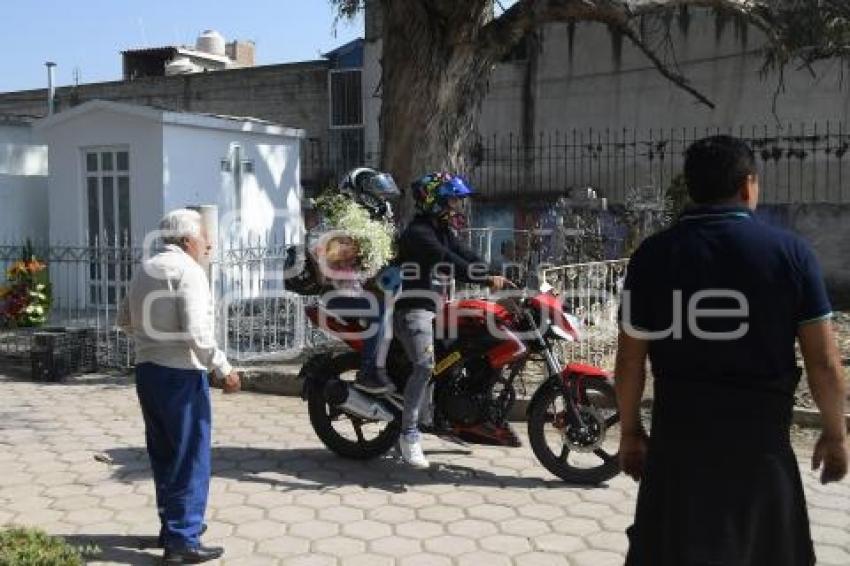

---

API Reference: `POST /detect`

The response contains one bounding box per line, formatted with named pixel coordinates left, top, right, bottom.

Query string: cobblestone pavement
left=0, top=374, right=848, bottom=565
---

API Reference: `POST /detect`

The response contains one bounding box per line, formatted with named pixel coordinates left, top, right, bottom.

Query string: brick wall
left=0, top=61, right=334, bottom=186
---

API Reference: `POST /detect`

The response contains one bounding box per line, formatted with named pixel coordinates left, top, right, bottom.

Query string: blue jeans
left=325, top=294, right=387, bottom=376
left=135, top=363, right=211, bottom=551
left=393, top=308, right=436, bottom=441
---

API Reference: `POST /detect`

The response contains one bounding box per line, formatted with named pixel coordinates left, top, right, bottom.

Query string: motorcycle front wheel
left=306, top=352, right=401, bottom=460
left=527, top=377, right=621, bottom=485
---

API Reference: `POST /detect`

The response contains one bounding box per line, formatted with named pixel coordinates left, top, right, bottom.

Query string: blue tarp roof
left=323, top=38, right=364, bottom=69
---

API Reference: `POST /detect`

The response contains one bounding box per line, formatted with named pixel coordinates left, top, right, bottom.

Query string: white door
left=84, top=148, right=130, bottom=305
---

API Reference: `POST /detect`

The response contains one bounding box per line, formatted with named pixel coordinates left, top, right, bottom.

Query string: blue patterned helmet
left=410, top=172, right=475, bottom=219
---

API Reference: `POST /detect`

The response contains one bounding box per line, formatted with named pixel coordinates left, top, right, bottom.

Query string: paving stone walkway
left=0, top=373, right=848, bottom=565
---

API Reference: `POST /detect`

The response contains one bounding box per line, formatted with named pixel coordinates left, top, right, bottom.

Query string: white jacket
left=118, top=245, right=232, bottom=377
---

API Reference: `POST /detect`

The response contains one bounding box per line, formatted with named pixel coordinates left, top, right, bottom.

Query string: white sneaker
left=399, top=436, right=430, bottom=469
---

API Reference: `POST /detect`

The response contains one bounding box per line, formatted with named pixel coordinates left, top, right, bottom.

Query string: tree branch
left=619, top=23, right=716, bottom=107
left=477, top=0, right=589, bottom=62
left=329, top=0, right=365, bottom=21
left=475, top=0, right=801, bottom=109
left=478, top=0, right=774, bottom=58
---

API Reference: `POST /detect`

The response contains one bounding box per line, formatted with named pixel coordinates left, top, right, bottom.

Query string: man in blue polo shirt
left=616, top=135, right=847, bottom=565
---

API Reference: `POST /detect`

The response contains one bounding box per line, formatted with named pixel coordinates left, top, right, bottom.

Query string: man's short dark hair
left=684, top=135, right=757, bottom=204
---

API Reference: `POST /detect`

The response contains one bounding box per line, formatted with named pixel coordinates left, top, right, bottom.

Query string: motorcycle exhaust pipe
left=324, top=380, right=395, bottom=422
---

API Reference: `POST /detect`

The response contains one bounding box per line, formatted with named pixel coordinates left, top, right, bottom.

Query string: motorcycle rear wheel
left=307, top=352, right=401, bottom=460
left=528, top=378, right=621, bottom=485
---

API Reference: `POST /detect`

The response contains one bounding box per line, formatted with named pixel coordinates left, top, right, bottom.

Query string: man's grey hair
left=160, top=208, right=202, bottom=247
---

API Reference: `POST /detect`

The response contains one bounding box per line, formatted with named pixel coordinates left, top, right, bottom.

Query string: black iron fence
left=469, top=122, right=850, bottom=203
left=302, top=122, right=850, bottom=204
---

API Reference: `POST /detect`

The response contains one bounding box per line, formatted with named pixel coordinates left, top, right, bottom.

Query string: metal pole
left=46, top=62, right=56, bottom=115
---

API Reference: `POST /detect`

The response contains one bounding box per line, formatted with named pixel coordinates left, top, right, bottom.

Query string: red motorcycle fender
left=565, top=366, right=614, bottom=407
left=562, top=363, right=610, bottom=379
left=561, top=365, right=610, bottom=404
left=526, top=367, right=613, bottom=417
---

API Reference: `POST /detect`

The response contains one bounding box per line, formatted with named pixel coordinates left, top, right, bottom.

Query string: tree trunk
left=378, top=0, right=495, bottom=222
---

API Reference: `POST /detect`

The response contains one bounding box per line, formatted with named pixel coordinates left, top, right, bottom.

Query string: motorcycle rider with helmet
left=393, top=172, right=512, bottom=468
left=301, top=167, right=402, bottom=395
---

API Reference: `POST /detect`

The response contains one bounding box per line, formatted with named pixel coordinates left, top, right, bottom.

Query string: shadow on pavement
left=0, top=372, right=132, bottom=388
left=105, top=446, right=604, bottom=494
left=62, top=534, right=160, bottom=565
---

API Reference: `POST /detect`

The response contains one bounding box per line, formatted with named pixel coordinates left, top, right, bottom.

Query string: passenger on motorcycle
left=310, top=167, right=402, bottom=396
left=393, top=172, right=512, bottom=468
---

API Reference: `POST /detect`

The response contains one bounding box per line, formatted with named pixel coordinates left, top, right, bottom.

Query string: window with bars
left=329, top=69, right=363, bottom=128
left=85, top=148, right=131, bottom=305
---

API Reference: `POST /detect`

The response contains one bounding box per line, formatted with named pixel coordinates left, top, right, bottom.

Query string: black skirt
left=625, top=380, right=816, bottom=566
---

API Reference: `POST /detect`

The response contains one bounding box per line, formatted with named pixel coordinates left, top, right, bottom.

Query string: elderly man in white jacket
left=119, top=208, right=239, bottom=564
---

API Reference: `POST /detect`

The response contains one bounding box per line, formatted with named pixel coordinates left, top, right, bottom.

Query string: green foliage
left=0, top=527, right=99, bottom=566
left=760, top=1, right=850, bottom=70
left=329, top=0, right=364, bottom=21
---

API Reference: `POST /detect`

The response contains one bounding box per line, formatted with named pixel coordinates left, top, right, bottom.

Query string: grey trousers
left=393, top=308, right=436, bottom=440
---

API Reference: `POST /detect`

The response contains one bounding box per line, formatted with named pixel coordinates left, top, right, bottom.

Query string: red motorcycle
left=298, top=287, right=621, bottom=484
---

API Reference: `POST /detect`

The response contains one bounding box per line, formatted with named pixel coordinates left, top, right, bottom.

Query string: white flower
left=315, top=193, right=395, bottom=276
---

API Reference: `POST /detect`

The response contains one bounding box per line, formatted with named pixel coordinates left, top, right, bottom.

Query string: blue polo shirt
left=621, top=205, right=832, bottom=395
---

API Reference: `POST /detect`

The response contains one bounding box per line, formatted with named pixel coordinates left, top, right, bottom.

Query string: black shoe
left=353, top=371, right=391, bottom=395
left=157, top=524, right=207, bottom=549
left=162, top=544, right=223, bottom=564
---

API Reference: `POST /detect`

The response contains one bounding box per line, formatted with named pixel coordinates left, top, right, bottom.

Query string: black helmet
left=339, top=167, right=400, bottom=220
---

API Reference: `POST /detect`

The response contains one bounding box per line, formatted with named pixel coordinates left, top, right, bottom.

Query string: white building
left=0, top=116, right=48, bottom=242
left=33, top=100, right=305, bottom=308
left=34, top=99, right=305, bottom=247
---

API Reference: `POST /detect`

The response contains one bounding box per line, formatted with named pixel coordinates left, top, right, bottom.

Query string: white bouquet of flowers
left=312, top=191, right=396, bottom=277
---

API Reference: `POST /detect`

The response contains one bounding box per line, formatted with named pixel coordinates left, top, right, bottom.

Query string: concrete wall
left=362, top=9, right=849, bottom=200
left=757, top=204, right=850, bottom=309
left=0, top=123, right=48, bottom=242
left=480, top=14, right=848, bottom=202
left=480, top=17, right=849, bottom=136
left=0, top=61, right=330, bottom=185
left=162, top=123, right=304, bottom=247
left=0, top=176, right=48, bottom=242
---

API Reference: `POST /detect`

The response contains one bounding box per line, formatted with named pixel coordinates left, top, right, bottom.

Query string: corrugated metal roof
left=123, top=46, right=233, bottom=66
left=121, top=46, right=180, bottom=55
